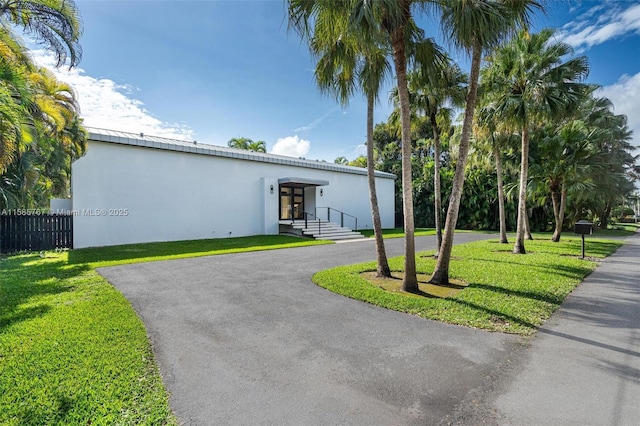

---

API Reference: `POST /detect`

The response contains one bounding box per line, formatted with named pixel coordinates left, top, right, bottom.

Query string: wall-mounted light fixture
left=270, top=185, right=274, bottom=194
left=320, top=188, right=324, bottom=197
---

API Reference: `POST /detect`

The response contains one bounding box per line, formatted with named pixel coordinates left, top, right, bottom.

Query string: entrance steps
left=282, top=220, right=365, bottom=241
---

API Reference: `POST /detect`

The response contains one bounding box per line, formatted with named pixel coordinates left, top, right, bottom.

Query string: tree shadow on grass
left=448, top=297, right=538, bottom=332
left=468, top=283, right=564, bottom=305
left=463, top=256, right=593, bottom=281
left=0, top=255, right=90, bottom=330
left=67, top=235, right=319, bottom=265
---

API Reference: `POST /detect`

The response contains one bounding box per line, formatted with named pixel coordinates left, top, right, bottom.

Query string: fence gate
left=0, top=214, right=73, bottom=253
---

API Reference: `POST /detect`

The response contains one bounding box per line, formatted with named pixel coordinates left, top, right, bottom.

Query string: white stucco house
left=65, top=128, right=395, bottom=248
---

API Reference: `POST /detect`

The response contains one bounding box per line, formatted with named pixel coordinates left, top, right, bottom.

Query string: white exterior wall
left=72, top=140, right=394, bottom=248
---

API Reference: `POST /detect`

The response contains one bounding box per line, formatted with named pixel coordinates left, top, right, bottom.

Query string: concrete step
left=281, top=219, right=364, bottom=241
left=316, top=234, right=365, bottom=241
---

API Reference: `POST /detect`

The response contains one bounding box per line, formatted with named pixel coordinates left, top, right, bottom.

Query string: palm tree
left=288, top=0, right=444, bottom=292
left=0, top=26, right=32, bottom=174
left=0, top=0, right=83, bottom=67
left=295, top=3, right=393, bottom=277
left=227, top=137, right=251, bottom=150
left=0, top=30, right=85, bottom=207
left=247, top=140, right=267, bottom=153
left=475, top=101, right=515, bottom=243
left=405, top=59, right=467, bottom=253
left=529, top=121, right=594, bottom=242
left=430, top=0, right=543, bottom=285
left=227, top=137, right=266, bottom=152
left=482, top=28, right=589, bottom=254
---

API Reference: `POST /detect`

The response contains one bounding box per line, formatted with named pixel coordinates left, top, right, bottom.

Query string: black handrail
left=303, top=211, right=322, bottom=235
left=315, top=207, right=358, bottom=231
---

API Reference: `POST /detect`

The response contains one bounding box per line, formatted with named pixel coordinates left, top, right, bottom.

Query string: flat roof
left=278, top=177, right=330, bottom=187
left=86, top=127, right=396, bottom=180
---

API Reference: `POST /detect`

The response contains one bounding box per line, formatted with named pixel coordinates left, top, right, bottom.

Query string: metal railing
left=303, top=211, right=323, bottom=235
left=315, top=207, right=358, bottom=231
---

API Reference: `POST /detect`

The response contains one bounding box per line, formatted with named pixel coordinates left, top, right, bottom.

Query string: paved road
left=99, top=234, right=518, bottom=425
left=444, top=232, right=640, bottom=425
left=99, top=232, right=640, bottom=425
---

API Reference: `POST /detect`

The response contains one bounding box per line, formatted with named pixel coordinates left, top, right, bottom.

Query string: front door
left=280, top=186, right=305, bottom=220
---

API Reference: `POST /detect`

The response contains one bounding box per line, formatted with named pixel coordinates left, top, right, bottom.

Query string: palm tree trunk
left=525, top=210, right=533, bottom=240
left=493, top=142, right=508, bottom=244
left=390, top=25, right=418, bottom=292
left=513, top=125, right=529, bottom=254
left=550, top=181, right=562, bottom=242
left=552, top=182, right=567, bottom=242
left=366, top=92, right=391, bottom=277
left=431, top=43, right=482, bottom=285
left=431, top=114, right=442, bottom=254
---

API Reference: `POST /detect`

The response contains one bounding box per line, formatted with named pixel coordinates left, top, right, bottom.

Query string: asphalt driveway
left=98, top=234, right=518, bottom=425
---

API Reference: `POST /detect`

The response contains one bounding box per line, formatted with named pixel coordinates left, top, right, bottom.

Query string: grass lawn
left=69, top=235, right=330, bottom=268
left=592, top=222, right=640, bottom=237
left=313, top=237, right=622, bottom=335
left=0, top=235, right=326, bottom=424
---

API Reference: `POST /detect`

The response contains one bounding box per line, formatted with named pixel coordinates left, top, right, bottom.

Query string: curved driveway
left=99, top=234, right=518, bottom=425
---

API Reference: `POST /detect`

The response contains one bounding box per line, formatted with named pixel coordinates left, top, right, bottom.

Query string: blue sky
left=32, top=0, right=640, bottom=161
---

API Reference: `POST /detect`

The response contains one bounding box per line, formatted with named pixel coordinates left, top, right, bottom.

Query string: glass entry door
left=280, top=186, right=305, bottom=220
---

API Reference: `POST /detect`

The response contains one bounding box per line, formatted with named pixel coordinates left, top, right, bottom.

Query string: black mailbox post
left=574, top=220, right=593, bottom=259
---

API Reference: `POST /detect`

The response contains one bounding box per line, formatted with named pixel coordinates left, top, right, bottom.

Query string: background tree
left=291, top=2, right=393, bottom=277
left=288, top=0, right=445, bottom=292
left=227, top=137, right=266, bottom=152
left=0, top=0, right=83, bottom=67
left=481, top=28, right=589, bottom=254
left=431, top=0, right=543, bottom=285
left=403, top=59, right=467, bottom=253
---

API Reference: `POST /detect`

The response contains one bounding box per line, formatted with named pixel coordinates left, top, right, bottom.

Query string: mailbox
left=574, top=220, right=593, bottom=235
left=574, top=220, right=593, bottom=259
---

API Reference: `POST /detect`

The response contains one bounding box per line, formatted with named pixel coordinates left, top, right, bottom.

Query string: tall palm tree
left=475, top=101, right=515, bottom=243
left=292, top=3, right=393, bottom=277
left=482, top=28, right=589, bottom=254
left=405, top=59, right=467, bottom=253
left=288, top=0, right=444, bottom=292
left=0, top=0, right=83, bottom=67
left=312, top=15, right=394, bottom=277
left=430, top=0, right=543, bottom=285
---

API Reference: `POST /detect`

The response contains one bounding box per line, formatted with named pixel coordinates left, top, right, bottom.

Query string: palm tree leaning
left=482, top=28, right=589, bottom=254
left=430, top=0, right=543, bottom=285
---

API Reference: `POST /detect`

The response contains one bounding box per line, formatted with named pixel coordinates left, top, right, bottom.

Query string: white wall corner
left=262, top=177, right=279, bottom=235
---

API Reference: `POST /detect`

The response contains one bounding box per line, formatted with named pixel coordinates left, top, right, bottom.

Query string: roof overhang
left=278, top=177, right=330, bottom=188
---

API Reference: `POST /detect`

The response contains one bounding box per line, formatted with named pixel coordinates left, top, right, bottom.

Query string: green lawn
left=69, top=235, right=330, bottom=268
left=0, top=235, right=327, bottom=424
left=592, top=222, right=640, bottom=237
left=313, top=237, right=622, bottom=335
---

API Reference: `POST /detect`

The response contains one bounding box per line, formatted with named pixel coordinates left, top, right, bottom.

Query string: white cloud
left=558, top=3, right=640, bottom=50
left=598, top=72, right=640, bottom=151
left=354, top=144, right=367, bottom=156
left=31, top=50, right=194, bottom=141
left=271, top=135, right=311, bottom=157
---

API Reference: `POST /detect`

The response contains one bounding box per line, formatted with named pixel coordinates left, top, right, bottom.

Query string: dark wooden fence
left=0, top=214, right=73, bottom=253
